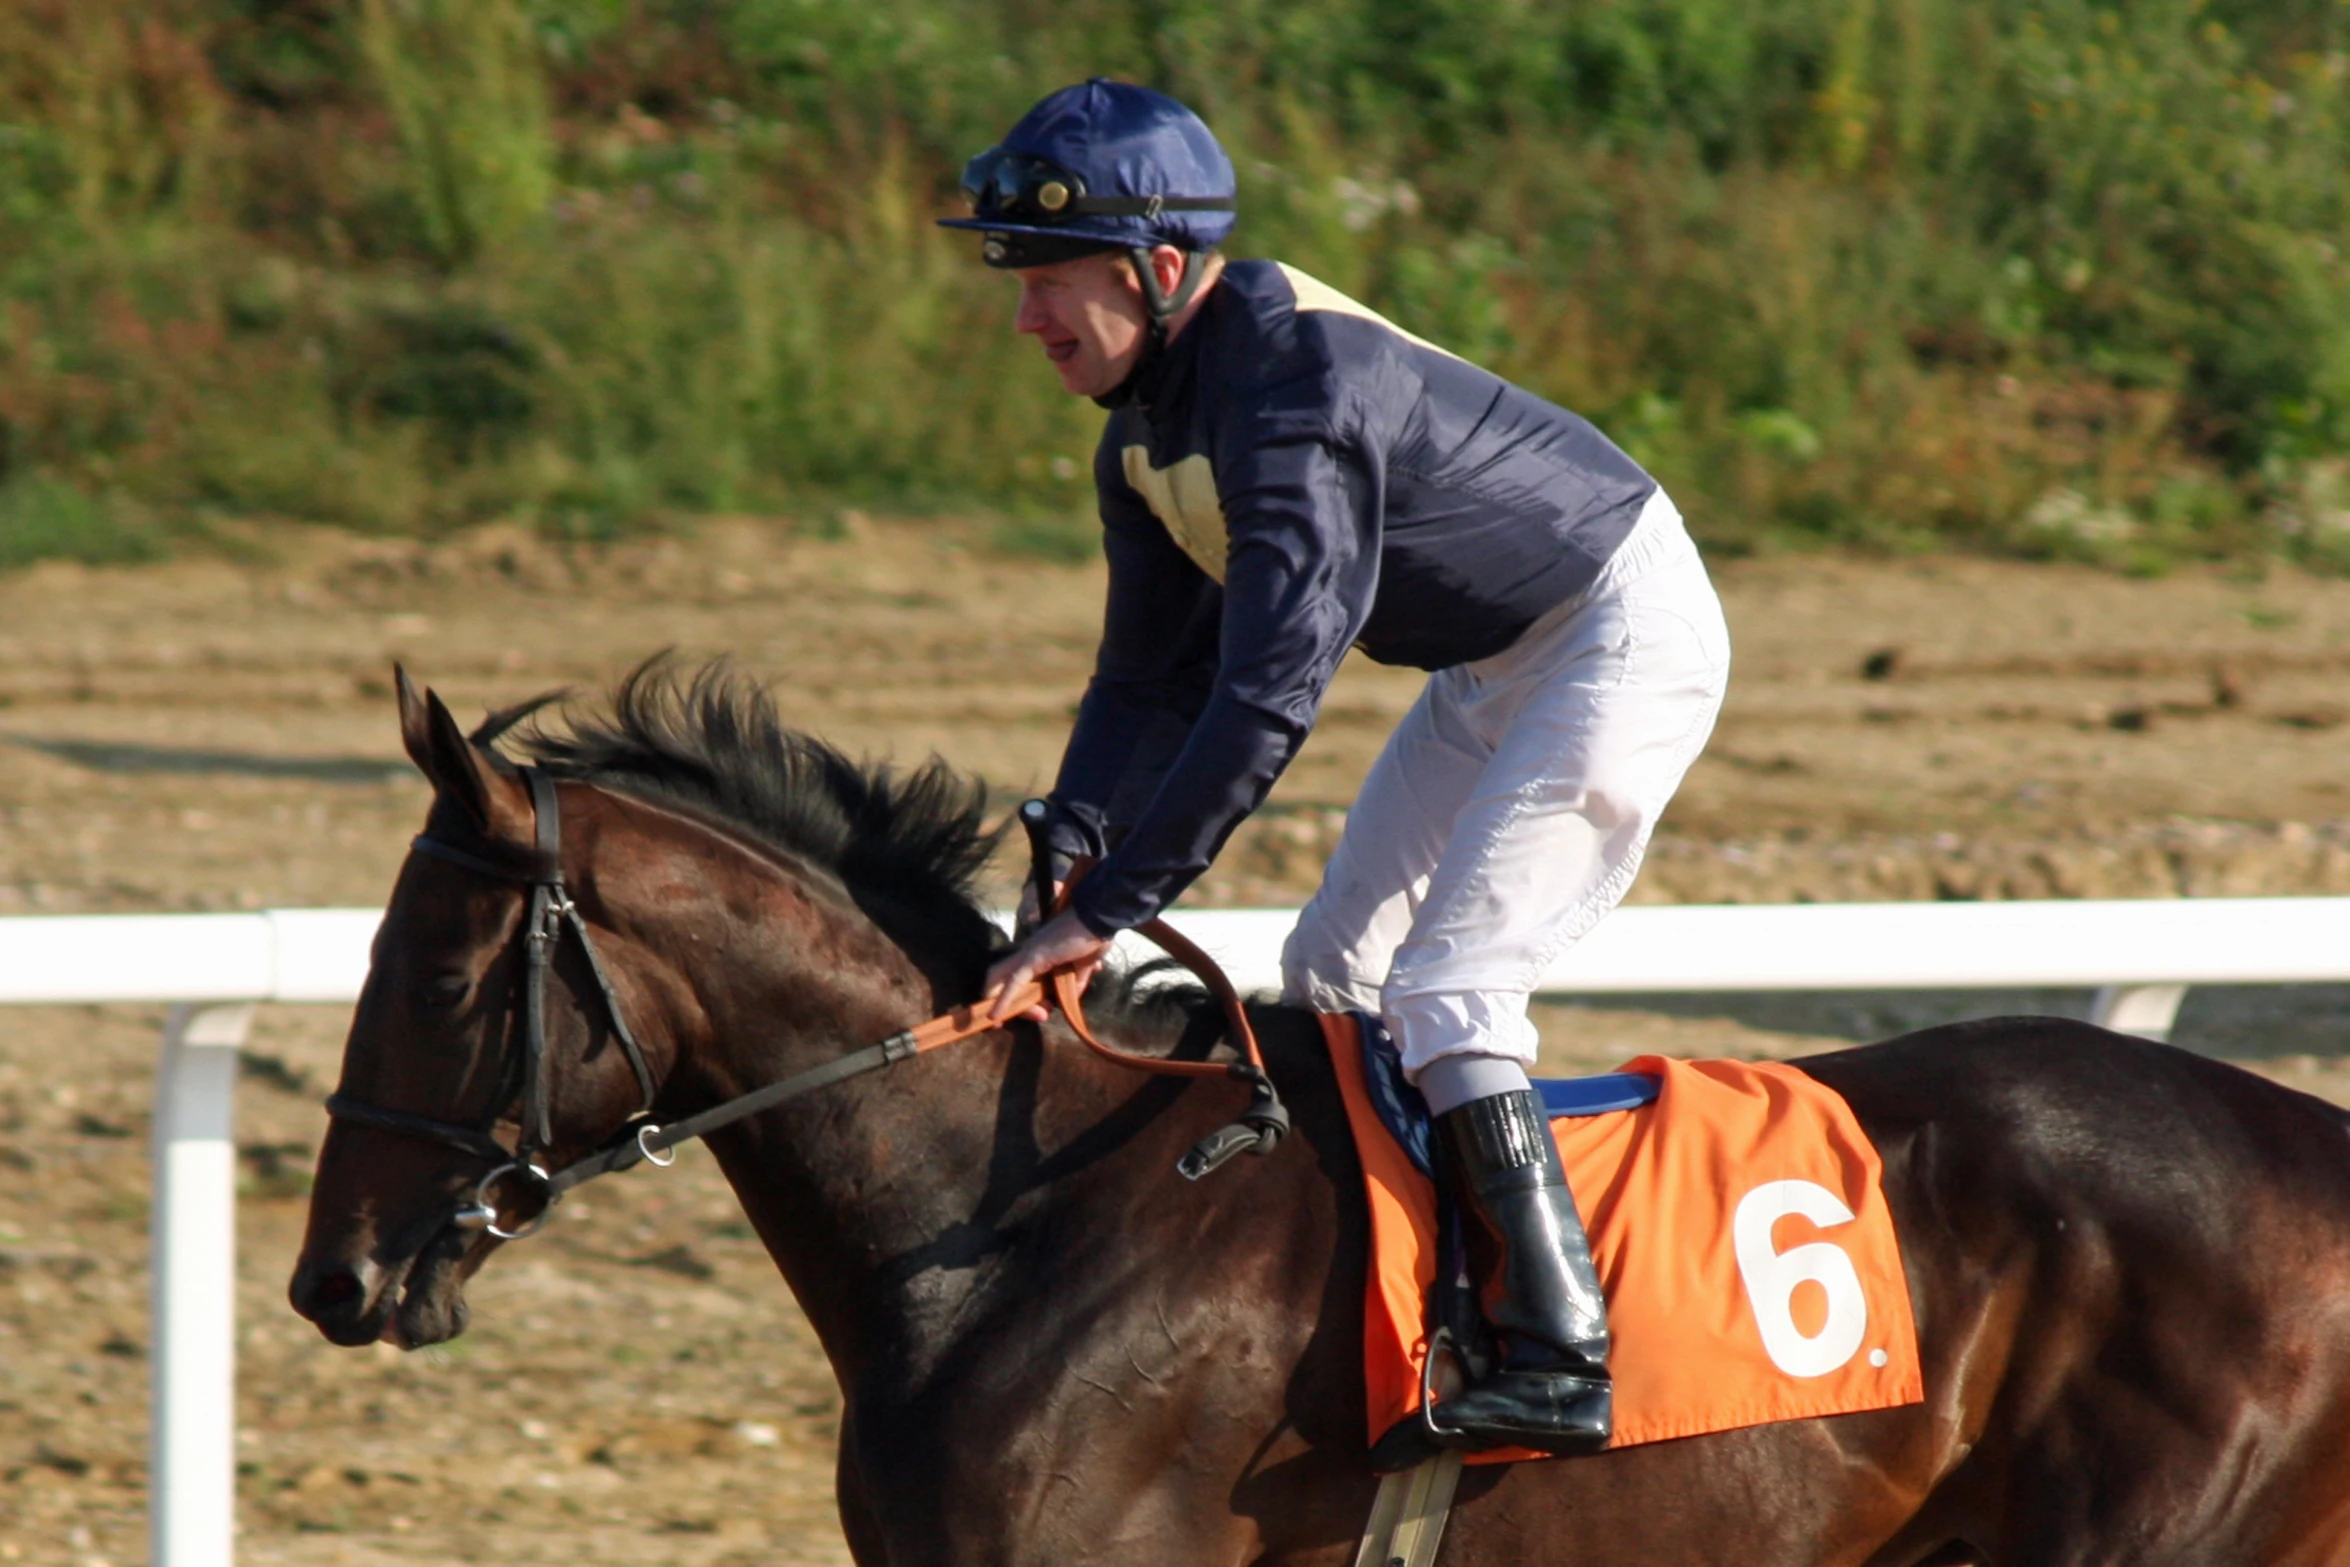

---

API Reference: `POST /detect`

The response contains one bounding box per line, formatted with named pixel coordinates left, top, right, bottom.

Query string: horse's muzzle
left=288, top=1220, right=479, bottom=1348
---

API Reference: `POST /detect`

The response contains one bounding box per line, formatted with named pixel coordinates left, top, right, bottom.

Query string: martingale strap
left=327, top=777, right=1288, bottom=1241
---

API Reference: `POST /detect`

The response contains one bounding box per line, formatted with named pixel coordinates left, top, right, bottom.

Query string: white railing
left=0, top=910, right=378, bottom=1567
left=5, top=895, right=2350, bottom=1566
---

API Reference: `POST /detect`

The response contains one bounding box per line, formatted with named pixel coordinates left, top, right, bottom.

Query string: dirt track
left=4, top=518, right=2349, bottom=1564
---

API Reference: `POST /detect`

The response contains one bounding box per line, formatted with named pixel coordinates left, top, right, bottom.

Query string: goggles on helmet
left=959, top=147, right=1235, bottom=228
left=963, top=150, right=1086, bottom=224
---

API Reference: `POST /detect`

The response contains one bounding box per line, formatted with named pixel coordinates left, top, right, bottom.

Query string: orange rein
left=882, top=842, right=1287, bottom=1180
left=891, top=914, right=1268, bottom=1083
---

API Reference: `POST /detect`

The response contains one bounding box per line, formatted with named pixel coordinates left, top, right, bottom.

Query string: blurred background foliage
left=5, top=0, right=2350, bottom=568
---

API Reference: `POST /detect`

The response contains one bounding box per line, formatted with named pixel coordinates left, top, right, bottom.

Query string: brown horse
left=290, top=662, right=2350, bottom=1565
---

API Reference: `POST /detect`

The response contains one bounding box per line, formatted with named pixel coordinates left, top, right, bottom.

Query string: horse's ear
left=419, top=687, right=530, bottom=840
left=395, top=665, right=434, bottom=775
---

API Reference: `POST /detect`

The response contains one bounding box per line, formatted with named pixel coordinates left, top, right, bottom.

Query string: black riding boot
left=1372, top=1090, right=1612, bottom=1468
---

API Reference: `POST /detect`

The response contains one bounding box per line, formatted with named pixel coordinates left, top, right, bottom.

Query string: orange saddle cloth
left=1321, top=1015, right=1924, bottom=1459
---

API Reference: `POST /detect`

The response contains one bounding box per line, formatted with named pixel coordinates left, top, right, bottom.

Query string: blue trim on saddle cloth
left=1352, top=1011, right=1665, bottom=1182
left=1355, top=1014, right=1437, bottom=1178
left=1537, top=1073, right=1663, bottom=1117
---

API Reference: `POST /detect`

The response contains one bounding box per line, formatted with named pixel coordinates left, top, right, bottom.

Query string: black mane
left=497, top=660, right=1005, bottom=935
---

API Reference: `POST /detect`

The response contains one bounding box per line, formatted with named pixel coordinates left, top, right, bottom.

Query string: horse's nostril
left=311, top=1270, right=363, bottom=1308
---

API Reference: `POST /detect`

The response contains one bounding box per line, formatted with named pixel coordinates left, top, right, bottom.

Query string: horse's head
left=290, top=659, right=1017, bottom=1354
left=287, top=670, right=680, bottom=1348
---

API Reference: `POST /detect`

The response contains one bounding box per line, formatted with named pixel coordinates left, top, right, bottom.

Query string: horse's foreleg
left=834, top=1407, right=893, bottom=1566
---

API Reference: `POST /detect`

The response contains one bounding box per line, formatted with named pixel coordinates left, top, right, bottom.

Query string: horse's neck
left=692, top=963, right=1363, bottom=1536
left=578, top=794, right=995, bottom=1370
left=697, top=977, right=1329, bottom=1412
left=592, top=792, right=1344, bottom=1433
left=588, top=794, right=1359, bottom=1540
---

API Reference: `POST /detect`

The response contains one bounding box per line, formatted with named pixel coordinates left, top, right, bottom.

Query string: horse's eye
left=420, top=974, right=472, bottom=1012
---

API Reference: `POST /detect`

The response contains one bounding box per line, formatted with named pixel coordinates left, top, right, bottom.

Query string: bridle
left=324, top=770, right=1289, bottom=1242
left=324, top=768, right=663, bottom=1238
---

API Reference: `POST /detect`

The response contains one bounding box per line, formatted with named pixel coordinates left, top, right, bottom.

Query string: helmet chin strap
left=1095, top=246, right=1209, bottom=410
left=1128, top=245, right=1210, bottom=322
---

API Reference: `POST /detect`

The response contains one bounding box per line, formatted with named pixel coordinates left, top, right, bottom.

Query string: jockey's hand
left=983, top=909, right=1112, bottom=1026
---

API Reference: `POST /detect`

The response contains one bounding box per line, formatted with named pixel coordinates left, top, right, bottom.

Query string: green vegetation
left=5, top=0, right=2350, bottom=567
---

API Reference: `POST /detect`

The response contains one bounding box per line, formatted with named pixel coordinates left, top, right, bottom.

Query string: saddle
left=1323, top=1014, right=1924, bottom=1461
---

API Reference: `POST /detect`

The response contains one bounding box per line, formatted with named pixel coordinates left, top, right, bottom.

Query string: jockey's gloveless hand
left=983, top=908, right=1113, bottom=1025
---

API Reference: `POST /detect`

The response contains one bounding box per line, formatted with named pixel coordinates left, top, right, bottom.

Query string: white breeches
left=1279, top=488, right=1731, bottom=1076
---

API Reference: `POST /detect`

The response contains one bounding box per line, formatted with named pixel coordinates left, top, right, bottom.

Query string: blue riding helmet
left=941, top=78, right=1236, bottom=306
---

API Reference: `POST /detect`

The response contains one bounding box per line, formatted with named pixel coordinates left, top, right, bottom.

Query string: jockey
left=966, top=79, right=1731, bottom=1465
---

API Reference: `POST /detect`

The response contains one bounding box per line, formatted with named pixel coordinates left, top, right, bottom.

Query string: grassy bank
left=4, top=0, right=2350, bottom=570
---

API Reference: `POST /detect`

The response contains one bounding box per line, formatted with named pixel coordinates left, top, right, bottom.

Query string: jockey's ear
left=412, top=682, right=531, bottom=842
left=1148, top=244, right=1189, bottom=300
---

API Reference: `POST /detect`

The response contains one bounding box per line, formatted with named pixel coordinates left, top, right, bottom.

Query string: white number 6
left=1733, top=1180, right=1868, bottom=1378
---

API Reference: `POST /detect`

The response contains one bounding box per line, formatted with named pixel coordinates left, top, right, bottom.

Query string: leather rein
left=324, top=769, right=1289, bottom=1241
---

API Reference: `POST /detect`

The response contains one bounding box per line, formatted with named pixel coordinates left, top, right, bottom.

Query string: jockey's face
left=1013, top=248, right=1187, bottom=398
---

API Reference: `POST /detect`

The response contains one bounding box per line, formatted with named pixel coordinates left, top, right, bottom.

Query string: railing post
left=152, top=1002, right=252, bottom=1567
left=2090, top=983, right=2190, bottom=1042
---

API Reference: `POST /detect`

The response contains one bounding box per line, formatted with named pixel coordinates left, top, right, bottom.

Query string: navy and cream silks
left=1053, top=261, right=1658, bottom=936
